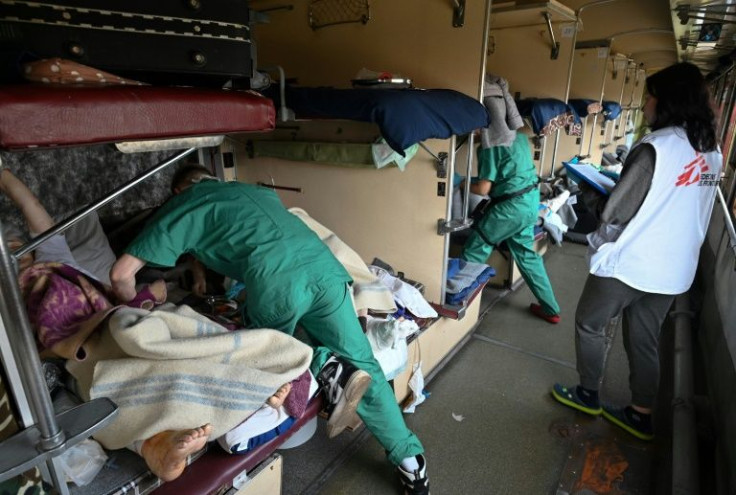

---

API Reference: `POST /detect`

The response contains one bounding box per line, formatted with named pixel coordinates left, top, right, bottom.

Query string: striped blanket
left=67, top=304, right=312, bottom=450
left=289, top=207, right=397, bottom=314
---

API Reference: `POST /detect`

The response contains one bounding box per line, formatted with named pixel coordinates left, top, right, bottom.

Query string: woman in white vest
left=550, top=62, right=722, bottom=441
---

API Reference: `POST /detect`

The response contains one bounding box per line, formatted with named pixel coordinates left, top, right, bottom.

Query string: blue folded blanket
left=264, top=86, right=490, bottom=156
left=445, top=258, right=495, bottom=305
left=601, top=101, right=622, bottom=121
left=516, top=98, right=569, bottom=135
left=568, top=99, right=597, bottom=118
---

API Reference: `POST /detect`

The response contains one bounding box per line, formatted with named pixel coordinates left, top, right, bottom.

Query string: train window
left=713, top=69, right=736, bottom=219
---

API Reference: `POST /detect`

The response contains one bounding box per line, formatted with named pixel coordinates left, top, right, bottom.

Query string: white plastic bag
left=58, top=438, right=108, bottom=486
left=403, top=362, right=426, bottom=414
left=365, top=316, right=409, bottom=380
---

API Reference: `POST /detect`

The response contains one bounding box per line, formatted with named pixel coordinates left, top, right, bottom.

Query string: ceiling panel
left=671, top=0, right=736, bottom=75
left=563, top=0, right=677, bottom=71
left=492, top=0, right=736, bottom=74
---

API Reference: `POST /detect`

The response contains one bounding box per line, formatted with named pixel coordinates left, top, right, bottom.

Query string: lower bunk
left=58, top=395, right=324, bottom=495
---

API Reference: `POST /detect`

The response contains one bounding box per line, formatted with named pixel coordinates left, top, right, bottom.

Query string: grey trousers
left=575, top=274, right=675, bottom=408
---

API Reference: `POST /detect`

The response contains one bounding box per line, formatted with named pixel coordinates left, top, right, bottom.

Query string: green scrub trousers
left=462, top=133, right=560, bottom=316
left=249, top=282, right=424, bottom=466
left=125, top=180, right=423, bottom=466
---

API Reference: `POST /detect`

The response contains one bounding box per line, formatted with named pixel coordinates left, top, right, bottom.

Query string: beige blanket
left=290, top=207, right=396, bottom=314
left=67, top=304, right=312, bottom=449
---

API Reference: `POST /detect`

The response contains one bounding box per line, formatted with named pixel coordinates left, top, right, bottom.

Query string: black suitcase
left=0, top=0, right=252, bottom=87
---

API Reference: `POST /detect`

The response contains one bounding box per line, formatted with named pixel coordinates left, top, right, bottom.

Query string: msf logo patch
left=675, top=153, right=714, bottom=187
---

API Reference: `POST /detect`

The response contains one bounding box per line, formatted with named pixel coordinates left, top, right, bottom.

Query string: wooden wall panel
left=236, top=1, right=488, bottom=302
left=486, top=19, right=576, bottom=175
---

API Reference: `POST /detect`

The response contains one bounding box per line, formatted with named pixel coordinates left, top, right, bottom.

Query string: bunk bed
left=515, top=97, right=577, bottom=177
left=0, top=75, right=490, bottom=493
left=598, top=100, right=623, bottom=150
left=0, top=83, right=300, bottom=495
left=600, top=100, right=623, bottom=122
left=568, top=98, right=603, bottom=159
left=253, top=76, right=493, bottom=313
left=262, top=84, right=491, bottom=156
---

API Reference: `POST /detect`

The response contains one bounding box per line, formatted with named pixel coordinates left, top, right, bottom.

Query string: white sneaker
left=397, top=454, right=430, bottom=495
left=317, top=356, right=371, bottom=438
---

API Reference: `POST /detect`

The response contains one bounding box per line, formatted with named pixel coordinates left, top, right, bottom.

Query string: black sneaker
left=316, top=356, right=371, bottom=438
left=397, top=454, right=430, bottom=495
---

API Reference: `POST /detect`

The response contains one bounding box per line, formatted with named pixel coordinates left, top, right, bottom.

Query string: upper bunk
left=261, top=83, right=490, bottom=155
left=0, top=85, right=275, bottom=150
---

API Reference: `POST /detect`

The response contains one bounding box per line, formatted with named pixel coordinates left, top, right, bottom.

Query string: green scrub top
left=126, top=180, right=351, bottom=323
left=476, top=132, right=538, bottom=197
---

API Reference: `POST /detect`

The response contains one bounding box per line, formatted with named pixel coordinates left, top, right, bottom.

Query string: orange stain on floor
left=574, top=441, right=629, bottom=494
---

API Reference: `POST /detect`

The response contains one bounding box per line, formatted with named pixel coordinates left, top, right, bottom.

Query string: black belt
left=470, top=181, right=538, bottom=221
left=469, top=181, right=539, bottom=248
left=490, top=181, right=539, bottom=204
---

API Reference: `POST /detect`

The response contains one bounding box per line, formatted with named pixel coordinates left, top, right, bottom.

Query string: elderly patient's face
left=7, top=238, right=34, bottom=272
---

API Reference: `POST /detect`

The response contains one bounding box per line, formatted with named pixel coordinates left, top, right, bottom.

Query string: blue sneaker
left=551, top=383, right=602, bottom=416
left=602, top=404, right=654, bottom=441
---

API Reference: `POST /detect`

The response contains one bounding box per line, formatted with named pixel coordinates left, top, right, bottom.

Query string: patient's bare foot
left=141, top=424, right=212, bottom=482
left=267, top=383, right=292, bottom=409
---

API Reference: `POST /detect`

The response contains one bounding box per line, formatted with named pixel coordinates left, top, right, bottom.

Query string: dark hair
left=645, top=62, right=717, bottom=152
left=171, top=163, right=213, bottom=194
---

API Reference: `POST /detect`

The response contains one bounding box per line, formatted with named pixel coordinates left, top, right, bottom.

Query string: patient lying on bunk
left=0, top=166, right=312, bottom=483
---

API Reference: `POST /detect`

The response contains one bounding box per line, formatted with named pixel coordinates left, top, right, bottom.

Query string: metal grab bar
left=542, top=12, right=560, bottom=59
left=461, top=133, right=476, bottom=222
left=258, top=65, right=293, bottom=122
left=13, top=148, right=197, bottom=260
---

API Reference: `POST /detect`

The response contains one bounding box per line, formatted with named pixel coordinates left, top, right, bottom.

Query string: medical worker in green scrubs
left=109, top=165, right=430, bottom=495
left=462, top=131, right=561, bottom=324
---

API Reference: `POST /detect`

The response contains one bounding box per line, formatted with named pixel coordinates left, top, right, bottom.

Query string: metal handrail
left=671, top=294, right=699, bottom=495
left=716, top=186, right=736, bottom=259
left=13, top=148, right=196, bottom=260
left=258, top=65, right=292, bottom=122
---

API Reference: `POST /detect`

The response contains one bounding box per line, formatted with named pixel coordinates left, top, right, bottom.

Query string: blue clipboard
left=563, top=161, right=616, bottom=195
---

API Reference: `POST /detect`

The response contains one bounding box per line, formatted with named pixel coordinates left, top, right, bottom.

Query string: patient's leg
left=267, top=382, right=292, bottom=409
left=140, top=424, right=212, bottom=482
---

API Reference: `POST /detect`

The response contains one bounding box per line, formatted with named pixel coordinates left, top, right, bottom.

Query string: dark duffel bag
left=0, top=0, right=252, bottom=87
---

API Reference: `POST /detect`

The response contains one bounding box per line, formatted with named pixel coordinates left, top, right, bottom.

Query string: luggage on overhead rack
left=0, top=0, right=253, bottom=87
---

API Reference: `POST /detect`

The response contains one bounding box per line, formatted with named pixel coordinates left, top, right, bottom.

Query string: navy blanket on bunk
left=568, top=99, right=598, bottom=118
left=516, top=98, right=569, bottom=135
left=265, top=86, right=490, bottom=155
left=601, top=101, right=622, bottom=121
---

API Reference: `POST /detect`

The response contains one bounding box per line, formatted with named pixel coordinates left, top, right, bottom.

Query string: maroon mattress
left=153, top=396, right=324, bottom=495
left=0, top=85, right=275, bottom=149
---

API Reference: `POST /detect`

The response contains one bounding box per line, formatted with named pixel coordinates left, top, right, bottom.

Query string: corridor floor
left=280, top=242, right=658, bottom=495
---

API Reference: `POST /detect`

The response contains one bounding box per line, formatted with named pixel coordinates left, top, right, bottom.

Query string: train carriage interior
left=1, top=0, right=736, bottom=494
